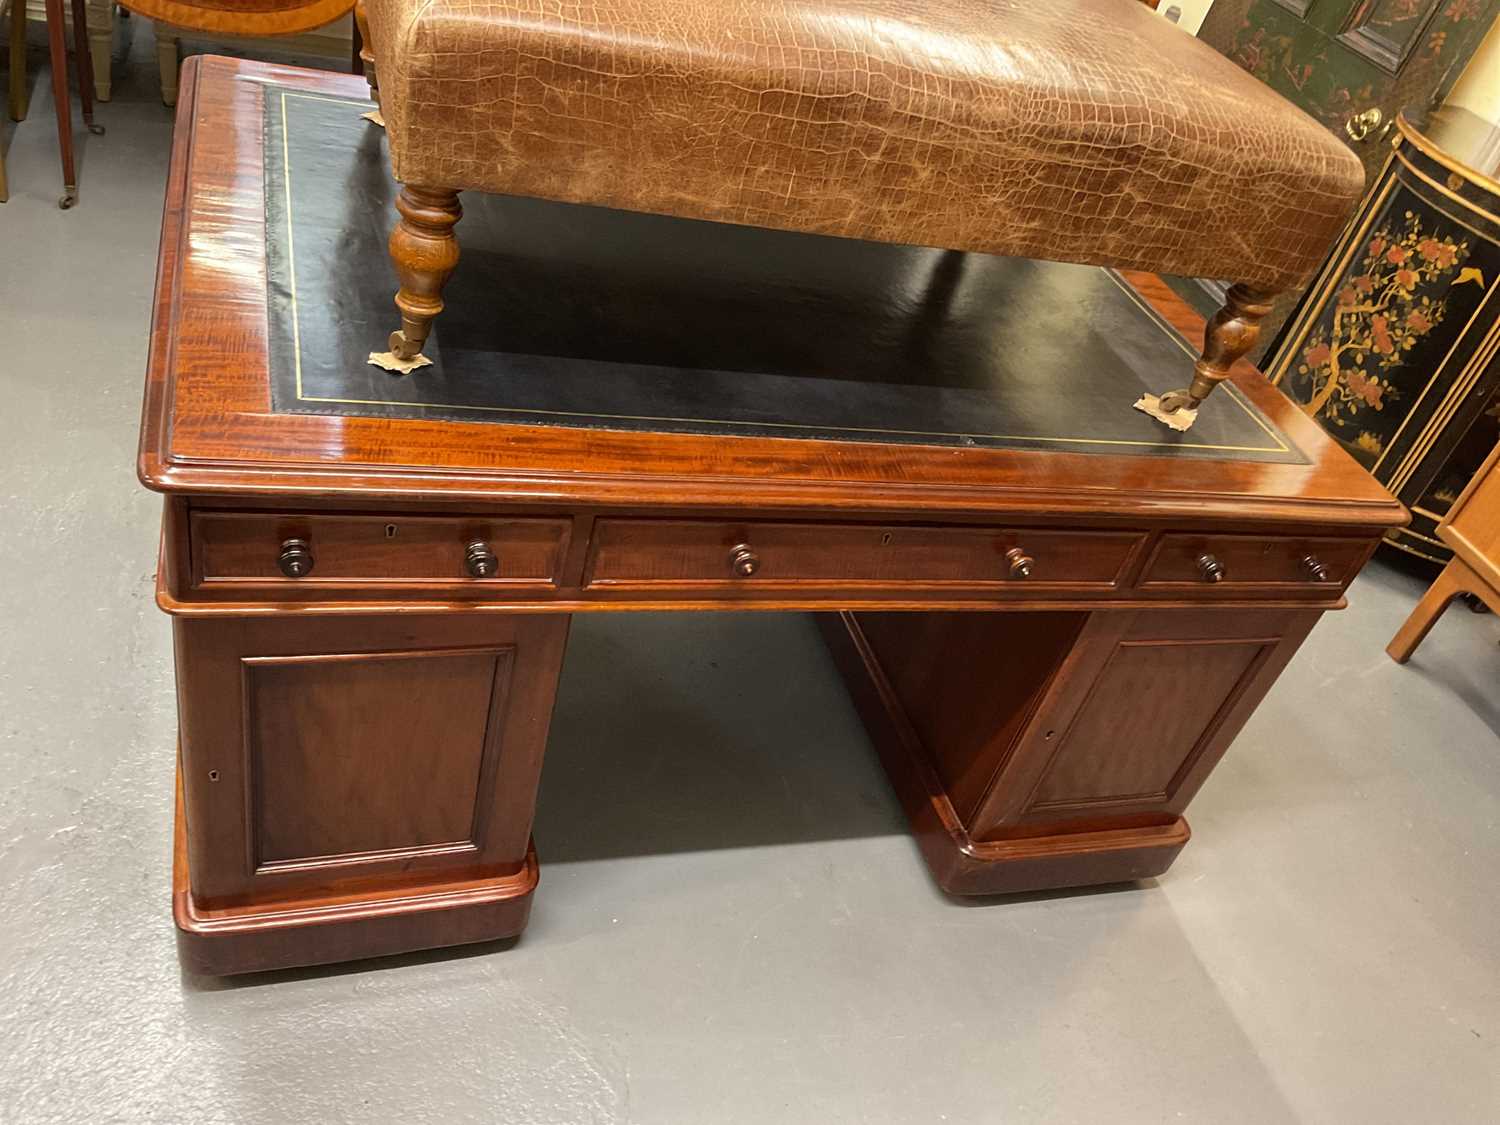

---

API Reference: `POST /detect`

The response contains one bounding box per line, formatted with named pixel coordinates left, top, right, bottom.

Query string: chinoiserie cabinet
left=1197, top=0, right=1499, bottom=359
left=1265, top=105, right=1500, bottom=566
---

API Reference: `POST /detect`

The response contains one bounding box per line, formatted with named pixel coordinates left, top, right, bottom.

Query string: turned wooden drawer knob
left=1005, top=547, right=1034, bottom=579
left=464, top=539, right=499, bottom=578
left=1196, top=553, right=1226, bottom=583
left=729, top=543, right=761, bottom=577
left=277, top=537, right=314, bottom=578
left=1302, top=554, right=1330, bottom=582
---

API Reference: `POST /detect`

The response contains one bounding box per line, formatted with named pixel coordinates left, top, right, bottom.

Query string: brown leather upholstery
left=121, top=1, right=353, bottom=35
left=365, top=0, right=1364, bottom=290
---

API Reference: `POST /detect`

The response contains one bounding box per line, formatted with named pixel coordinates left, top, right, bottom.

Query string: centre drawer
left=190, top=511, right=569, bottom=590
left=585, top=520, right=1144, bottom=590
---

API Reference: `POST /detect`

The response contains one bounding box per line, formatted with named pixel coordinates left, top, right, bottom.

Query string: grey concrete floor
left=2, top=28, right=1499, bottom=1125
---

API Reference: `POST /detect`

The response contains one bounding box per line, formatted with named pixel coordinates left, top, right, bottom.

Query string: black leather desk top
left=263, top=87, right=1303, bottom=465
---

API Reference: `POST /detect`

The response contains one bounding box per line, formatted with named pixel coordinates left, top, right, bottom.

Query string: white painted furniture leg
left=155, top=24, right=178, bottom=107
left=89, top=0, right=110, bottom=101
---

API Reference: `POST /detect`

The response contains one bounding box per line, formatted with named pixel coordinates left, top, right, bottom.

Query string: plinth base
left=172, top=771, right=538, bottom=975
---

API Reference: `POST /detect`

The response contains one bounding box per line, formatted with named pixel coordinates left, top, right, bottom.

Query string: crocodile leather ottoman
left=357, top=0, right=1365, bottom=427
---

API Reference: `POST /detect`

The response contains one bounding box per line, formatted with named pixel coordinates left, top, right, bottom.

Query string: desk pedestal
left=171, top=612, right=569, bottom=974
left=169, top=597, right=1320, bottom=972
left=821, top=607, right=1316, bottom=895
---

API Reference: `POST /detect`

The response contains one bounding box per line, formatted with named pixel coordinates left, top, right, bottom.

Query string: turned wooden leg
left=8, top=0, right=27, bottom=122
left=1386, top=557, right=1479, bottom=664
left=43, top=0, right=76, bottom=207
left=1157, top=284, right=1278, bottom=414
left=387, top=186, right=462, bottom=361
left=354, top=0, right=378, bottom=104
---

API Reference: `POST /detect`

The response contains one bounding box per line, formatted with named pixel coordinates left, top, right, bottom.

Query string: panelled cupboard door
left=970, top=608, right=1321, bottom=839
left=173, top=613, right=570, bottom=905
left=851, top=607, right=1321, bottom=845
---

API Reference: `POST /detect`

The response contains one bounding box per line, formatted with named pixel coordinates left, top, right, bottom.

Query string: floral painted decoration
left=1290, top=211, right=1469, bottom=454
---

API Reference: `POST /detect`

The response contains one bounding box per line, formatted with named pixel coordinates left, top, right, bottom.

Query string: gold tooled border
left=1376, top=279, right=1500, bottom=483
left=1384, top=315, right=1500, bottom=495
left=278, top=90, right=1292, bottom=457
left=1381, top=532, right=1451, bottom=564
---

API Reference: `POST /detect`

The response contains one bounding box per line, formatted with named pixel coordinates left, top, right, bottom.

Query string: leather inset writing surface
left=262, top=87, right=1305, bottom=465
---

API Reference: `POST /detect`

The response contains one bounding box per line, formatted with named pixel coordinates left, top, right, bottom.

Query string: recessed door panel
left=173, top=613, right=569, bottom=905
left=1027, top=640, right=1268, bottom=813
left=246, top=648, right=512, bottom=867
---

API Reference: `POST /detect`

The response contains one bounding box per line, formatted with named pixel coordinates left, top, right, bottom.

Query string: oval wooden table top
left=119, top=0, right=353, bottom=35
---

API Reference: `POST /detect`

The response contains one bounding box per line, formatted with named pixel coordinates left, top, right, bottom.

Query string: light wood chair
left=1387, top=440, right=1500, bottom=662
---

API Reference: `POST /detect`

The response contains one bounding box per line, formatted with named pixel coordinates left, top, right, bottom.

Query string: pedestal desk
left=141, top=58, right=1405, bottom=975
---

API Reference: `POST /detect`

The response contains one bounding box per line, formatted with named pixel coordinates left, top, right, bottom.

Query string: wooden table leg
left=7, top=0, right=27, bottom=122
left=43, top=0, right=76, bottom=208
left=350, top=5, right=363, bottom=74
left=70, top=0, right=103, bottom=135
left=354, top=0, right=377, bottom=104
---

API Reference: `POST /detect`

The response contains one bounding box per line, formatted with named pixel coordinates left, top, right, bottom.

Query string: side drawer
left=1138, top=533, right=1370, bottom=595
left=585, top=519, right=1144, bottom=591
left=190, top=512, right=569, bottom=591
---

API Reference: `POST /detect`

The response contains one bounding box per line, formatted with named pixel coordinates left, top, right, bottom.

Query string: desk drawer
left=586, top=520, right=1143, bottom=591
left=191, top=512, right=569, bottom=590
left=1138, top=534, right=1368, bottom=594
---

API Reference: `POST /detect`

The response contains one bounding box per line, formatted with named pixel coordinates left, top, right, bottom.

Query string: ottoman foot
left=386, top=185, right=462, bottom=364
left=1142, top=283, right=1277, bottom=427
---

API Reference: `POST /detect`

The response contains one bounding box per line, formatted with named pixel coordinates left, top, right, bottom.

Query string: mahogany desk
left=141, top=58, right=1405, bottom=975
